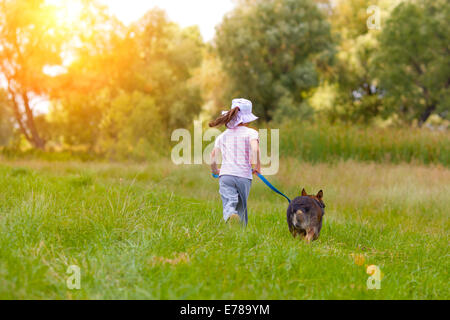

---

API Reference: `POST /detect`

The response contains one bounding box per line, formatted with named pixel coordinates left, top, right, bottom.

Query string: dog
left=287, top=189, right=325, bottom=242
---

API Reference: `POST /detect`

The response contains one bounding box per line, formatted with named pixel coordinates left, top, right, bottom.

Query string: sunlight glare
left=46, top=0, right=83, bottom=26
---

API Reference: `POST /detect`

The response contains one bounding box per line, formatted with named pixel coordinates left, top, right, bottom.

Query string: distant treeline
left=0, top=0, right=448, bottom=153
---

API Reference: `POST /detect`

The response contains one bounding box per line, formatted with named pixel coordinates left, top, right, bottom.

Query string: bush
left=277, top=121, right=449, bottom=165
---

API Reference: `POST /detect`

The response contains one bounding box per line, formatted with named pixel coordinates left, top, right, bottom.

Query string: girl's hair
left=209, top=107, right=240, bottom=127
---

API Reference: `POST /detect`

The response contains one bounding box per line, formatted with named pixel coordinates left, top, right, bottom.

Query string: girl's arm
left=250, top=139, right=261, bottom=174
left=210, top=147, right=220, bottom=175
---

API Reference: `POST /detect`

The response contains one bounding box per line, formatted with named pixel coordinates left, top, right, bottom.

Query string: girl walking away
left=209, top=98, right=261, bottom=226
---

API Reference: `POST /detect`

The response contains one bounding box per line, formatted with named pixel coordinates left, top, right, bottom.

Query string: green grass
left=0, top=159, right=448, bottom=299
left=278, top=123, right=450, bottom=166
left=2, top=124, right=449, bottom=167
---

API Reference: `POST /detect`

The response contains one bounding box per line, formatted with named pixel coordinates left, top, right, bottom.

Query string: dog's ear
left=301, top=188, right=307, bottom=196
left=316, top=190, right=323, bottom=200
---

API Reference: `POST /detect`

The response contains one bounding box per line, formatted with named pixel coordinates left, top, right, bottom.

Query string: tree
left=47, top=7, right=204, bottom=154
left=215, top=0, right=334, bottom=121
left=0, top=89, right=14, bottom=146
left=376, top=0, right=450, bottom=125
left=130, top=9, right=204, bottom=130
left=320, top=0, right=391, bottom=124
left=98, top=91, right=164, bottom=160
left=0, top=0, right=66, bottom=149
left=46, top=1, right=128, bottom=150
left=194, top=47, right=231, bottom=118
left=327, top=33, right=383, bottom=123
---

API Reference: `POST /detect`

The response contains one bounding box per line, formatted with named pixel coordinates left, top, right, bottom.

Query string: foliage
left=375, top=0, right=450, bottom=125
left=0, top=90, right=14, bottom=146
left=329, top=33, right=383, bottom=123
left=278, top=120, right=449, bottom=165
left=0, top=0, right=67, bottom=148
left=2, top=120, right=448, bottom=166
left=128, top=9, right=204, bottom=130
left=194, top=47, right=231, bottom=118
left=0, top=0, right=448, bottom=153
left=48, top=89, right=108, bottom=148
left=98, top=91, right=164, bottom=160
left=46, top=7, right=204, bottom=156
left=317, top=0, right=391, bottom=124
left=215, top=0, right=334, bottom=121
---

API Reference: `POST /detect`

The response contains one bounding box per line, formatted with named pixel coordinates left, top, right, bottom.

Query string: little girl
left=209, top=98, right=261, bottom=226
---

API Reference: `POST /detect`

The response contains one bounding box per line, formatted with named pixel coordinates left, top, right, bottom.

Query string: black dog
left=287, top=189, right=325, bottom=242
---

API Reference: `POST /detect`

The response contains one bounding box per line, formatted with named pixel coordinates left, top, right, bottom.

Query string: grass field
left=2, top=123, right=449, bottom=166
left=0, top=159, right=448, bottom=299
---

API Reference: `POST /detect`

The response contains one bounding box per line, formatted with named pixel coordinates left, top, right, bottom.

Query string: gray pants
left=219, top=175, right=252, bottom=225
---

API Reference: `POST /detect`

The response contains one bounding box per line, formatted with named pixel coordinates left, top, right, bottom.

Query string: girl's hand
left=252, top=168, right=260, bottom=175
left=212, top=168, right=220, bottom=175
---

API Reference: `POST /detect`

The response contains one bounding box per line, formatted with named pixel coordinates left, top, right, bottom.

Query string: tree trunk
left=22, top=92, right=45, bottom=149
left=5, top=76, right=46, bottom=149
left=418, top=103, right=436, bottom=127
left=7, top=86, right=32, bottom=142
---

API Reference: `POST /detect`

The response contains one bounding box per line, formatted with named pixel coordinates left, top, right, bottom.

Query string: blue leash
left=212, top=173, right=291, bottom=203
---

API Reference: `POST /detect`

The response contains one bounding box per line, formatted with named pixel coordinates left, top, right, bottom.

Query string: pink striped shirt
left=214, top=126, right=259, bottom=180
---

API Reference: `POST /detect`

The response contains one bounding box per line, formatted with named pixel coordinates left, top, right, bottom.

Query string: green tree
left=215, top=0, right=334, bottom=121
left=194, top=47, right=230, bottom=119
left=49, top=89, right=108, bottom=149
left=320, top=0, right=391, bottom=124
left=0, top=89, right=14, bottom=146
left=47, top=7, right=203, bottom=155
left=98, top=91, right=164, bottom=160
left=0, top=0, right=70, bottom=148
left=47, top=2, right=127, bottom=150
left=376, top=0, right=450, bottom=125
left=130, top=9, right=204, bottom=130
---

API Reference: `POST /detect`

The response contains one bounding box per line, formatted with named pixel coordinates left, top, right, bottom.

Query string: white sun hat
left=223, top=98, right=258, bottom=129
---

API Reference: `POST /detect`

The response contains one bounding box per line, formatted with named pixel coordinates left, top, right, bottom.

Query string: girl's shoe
left=226, top=213, right=240, bottom=224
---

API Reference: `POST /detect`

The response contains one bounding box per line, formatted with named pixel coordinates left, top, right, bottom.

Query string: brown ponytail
left=209, top=107, right=240, bottom=127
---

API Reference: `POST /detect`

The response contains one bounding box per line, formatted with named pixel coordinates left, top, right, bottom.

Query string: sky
left=99, top=0, right=236, bottom=41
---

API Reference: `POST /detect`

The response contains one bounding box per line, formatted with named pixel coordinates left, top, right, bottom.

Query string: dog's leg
left=290, top=229, right=297, bottom=238
left=305, top=229, right=315, bottom=243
